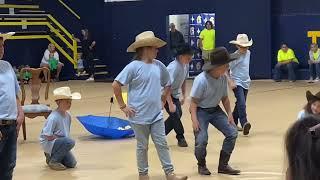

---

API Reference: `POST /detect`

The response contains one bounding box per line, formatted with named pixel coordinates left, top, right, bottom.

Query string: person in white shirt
left=40, top=44, right=64, bottom=81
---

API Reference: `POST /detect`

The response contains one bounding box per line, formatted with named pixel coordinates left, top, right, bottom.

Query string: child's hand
left=192, top=119, right=200, bottom=132
left=228, top=80, right=237, bottom=90
left=121, top=106, right=136, bottom=118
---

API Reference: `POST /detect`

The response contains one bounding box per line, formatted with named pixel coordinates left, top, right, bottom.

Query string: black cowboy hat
left=306, top=90, right=320, bottom=103
left=202, top=47, right=239, bottom=71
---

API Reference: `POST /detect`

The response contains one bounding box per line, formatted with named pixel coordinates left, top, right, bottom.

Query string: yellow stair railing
left=0, top=14, right=78, bottom=68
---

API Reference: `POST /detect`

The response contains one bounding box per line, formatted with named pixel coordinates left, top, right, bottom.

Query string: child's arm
left=180, top=80, right=187, bottom=105
left=221, top=96, right=235, bottom=125
left=44, top=135, right=58, bottom=141
left=226, top=71, right=236, bottom=90
left=190, top=98, right=200, bottom=132
left=112, top=80, right=135, bottom=117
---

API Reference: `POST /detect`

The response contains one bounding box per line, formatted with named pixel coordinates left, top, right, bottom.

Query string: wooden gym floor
left=14, top=80, right=319, bottom=180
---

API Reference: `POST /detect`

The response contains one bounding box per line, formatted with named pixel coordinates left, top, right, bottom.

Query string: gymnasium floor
left=14, top=80, right=319, bottom=180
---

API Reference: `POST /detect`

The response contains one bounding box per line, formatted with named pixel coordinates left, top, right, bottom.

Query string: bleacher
left=0, top=0, right=110, bottom=81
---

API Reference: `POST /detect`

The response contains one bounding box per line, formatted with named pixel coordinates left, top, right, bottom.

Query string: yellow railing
left=0, top=4, right=39, bottom=9
left=57, top=0, right=80, bottom=20
left=0, top=14, right=78, bottom=67
left=8, top=35, right=75, bottom=67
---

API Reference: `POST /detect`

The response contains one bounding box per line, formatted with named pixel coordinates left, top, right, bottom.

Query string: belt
left=198, top=106, right=221, bottom=113
left=0, top=120, right=16, bottom=126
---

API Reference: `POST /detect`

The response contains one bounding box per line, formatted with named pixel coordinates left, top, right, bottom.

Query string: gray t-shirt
left=0, top=60, right=20, bottom=120
left=167, top=59, right=188, bottom=99
left=39, top=110, right=71, bottom=154
left=229, top=50, right=251, bottom=89
left=115, top=60, right=171, bottom=124
left=190, top=72, right=228, bottom=108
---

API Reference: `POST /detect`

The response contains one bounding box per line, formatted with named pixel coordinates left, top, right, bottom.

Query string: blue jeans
left=309, top=63, right=320, bottom=79
left=50, top=137, right=77, bottom=168
left=130, top=120, right=174, bottom=175
left=274, top=62, right=298, bottom=81
left=194, top=106, right=238, bottom=166
left=0, top=124, right=17, bottom=180
left=164, top=97, right=185, bottom=140
left=232, top=86, right=249, bottom=127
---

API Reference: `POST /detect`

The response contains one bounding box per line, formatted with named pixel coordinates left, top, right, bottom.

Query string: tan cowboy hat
left=53, top=87, right=81, bottom=101
left=0, top=32, right=15, bottom=41
left=229, top=34, right=253, bottom=47
left=127, top=31, right=166, bottom=52
left=306, top=90, right=320, bottom=103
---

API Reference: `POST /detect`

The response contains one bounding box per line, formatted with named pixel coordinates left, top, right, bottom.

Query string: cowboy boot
left=139, top=175, right=149, bottom=180
left=197, top=159, right=211, bottom=175
left=218, top=150, right=240, bottom=175
left=198, top=165, right=212, bottom=175
left=166, top=172, right=188, bottom=180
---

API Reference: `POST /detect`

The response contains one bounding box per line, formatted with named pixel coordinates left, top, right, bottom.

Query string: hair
left=133, top=47, right=148, bottom=60
left=310, top=43, right=318, bottom=48
left=285, top=116, right=320, bottom=180
left=205, top=21, right=214, bottom=29
left=82, top=29, right=91, bottom=39
left=304, top=99, right=320, bottom=115
left=175, top=44, right=194, bottom=57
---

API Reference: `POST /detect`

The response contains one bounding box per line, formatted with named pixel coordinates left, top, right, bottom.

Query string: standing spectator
left=81, top=29, right=96, bottom=81
left=169, top=23, right=185, bottom=57
left=198, top=21, right=215, bottom=62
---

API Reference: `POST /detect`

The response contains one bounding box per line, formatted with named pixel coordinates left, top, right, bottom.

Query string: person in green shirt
left=308, top=43, right=320, bottom=83
left=198, top=21, right=215, bottom=62
left=274, top=44, right=299, bottom=82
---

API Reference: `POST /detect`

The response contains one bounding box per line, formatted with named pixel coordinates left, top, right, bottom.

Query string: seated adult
left=40, top=44, right=64, bottom=80
left=274, top=44, right=299, bottom=82
left=308, top=43, right=320, bottom=83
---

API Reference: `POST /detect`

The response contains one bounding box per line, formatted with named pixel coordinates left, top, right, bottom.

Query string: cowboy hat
left=306, top=90, right=320, bottom=103
left=229, top=34, right=253, bottom=47
left=127, top=31, right=166, bottom=52
left=202, top=47, right=239, bottom=71
left=0, top=32, right=15, bottom=41
left=53, top=87, right=81, bottom=101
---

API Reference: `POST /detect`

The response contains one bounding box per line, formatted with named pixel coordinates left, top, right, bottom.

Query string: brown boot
left=218, top=150, right=240, bottom=175
left=198, top=165, right=212, bottom=175
left=139, top=175, right=149, bottom=180
left=166, top=173, right=188, bottom=180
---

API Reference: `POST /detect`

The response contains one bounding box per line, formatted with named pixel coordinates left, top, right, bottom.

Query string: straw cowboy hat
left=202, top=47, right=239, bottom=71
left=306, top=90, right=320, bottom=103
left=229, top=34, right=253, bottom=47
left=0, top=32, right=15, bottom=41
left=53, top=87, right=81, bottom=101
left=127, top=31, right=167, bottom=52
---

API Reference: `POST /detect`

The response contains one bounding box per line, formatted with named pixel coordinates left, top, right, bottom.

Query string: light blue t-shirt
left=167, top=59, right=188, bottom=99
left=39, top=110, right=72, bottom=154
left=190, top=72, right=228, bottom=108
left=229, top=50, right=251, bottom=89
left=115, top=60, right=171, bottom=125
left=0, top=60, right=20, bottom=120
left=297, top=110, right=310, bottom=120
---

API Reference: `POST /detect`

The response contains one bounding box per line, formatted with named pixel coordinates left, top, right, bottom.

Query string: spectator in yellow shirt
left=308, top=43, right=320, bottom=83
left=274, top=44, right=299, bottom=82
left=198, top=21, right=215, bottom=62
